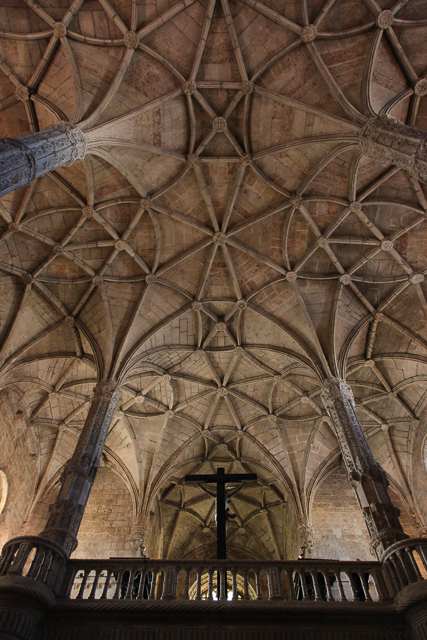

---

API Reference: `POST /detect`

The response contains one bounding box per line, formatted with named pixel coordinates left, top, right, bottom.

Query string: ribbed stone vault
left=1, top=0, right=427, bottom=560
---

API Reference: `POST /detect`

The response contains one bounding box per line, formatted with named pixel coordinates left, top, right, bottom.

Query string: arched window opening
left=0, top=470, right=8, bottom=514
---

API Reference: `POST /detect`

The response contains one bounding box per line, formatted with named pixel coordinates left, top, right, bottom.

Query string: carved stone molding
left=0, top=122, right=87, bottom=198
left=359, top=115, right=427, bottom=184
left=40, top=381, right=121, bottom=557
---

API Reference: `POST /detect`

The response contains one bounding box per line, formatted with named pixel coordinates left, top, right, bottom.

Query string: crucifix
left=185, top=467, right=257, bottom=559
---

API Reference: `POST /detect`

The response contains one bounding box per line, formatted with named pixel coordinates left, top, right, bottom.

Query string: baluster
left=0, top=544, right=17, bottom=575
left=10, top=542, right=32, bottom=576
left=100, top=569, right=112, bottom=599
left=219, top=568, right=226, bottom=601
left=416, top=545, right=427, bottom=572
left=322, top=570, right=334, bottom=601
left=311, top=570, right=322, bottom=601
left=299, top=571, right=310, bottom=601
left=27, top=546, right=44, bottom=579
left=346, top=571, right=359, bottom=601
left=88, top=568, right=101, bottom=600
left=287, top=569, right=297, bottom=601
left=207, top=567, right=214, bottom=601
left=125, top=569, right=136, bottom=599
left=359, top=570, right=372, bottom=602
left=149, top=570, right=158, bottom=599
left=183, top=568, right=191, bottom=600
left=243, top=569, right=250, bottom=600
left=59, top=565, right=78, bottom=599
left=48, top=555, right=65, bottom=592
left=113, top=570, right=124, bottom=599
left=406, top=548, right=423, bottom=581
left=195, top=567, right=202, bottom=600
left=162, top=566, right=178, bottom=600
left=231, top=568, right=238, bottom=600
left=389, top=554, right=405, bottom=589
left=335, top=571, right=347, bottom=602
left=255, top=568, right=262, bottom=600
left=38, top=549, right=53, bottom=584
left=77, top=570, right=89, bottom=599
left=136, top=570, right=146, bottom=600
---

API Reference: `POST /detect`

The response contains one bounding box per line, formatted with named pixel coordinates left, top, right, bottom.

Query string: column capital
left=359, top=114, right=427, bottom=183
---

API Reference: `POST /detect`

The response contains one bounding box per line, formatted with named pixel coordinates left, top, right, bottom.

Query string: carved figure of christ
left=185, top=467, right=257, bottom=559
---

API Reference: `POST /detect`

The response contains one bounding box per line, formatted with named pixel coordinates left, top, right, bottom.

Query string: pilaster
left=321, top=377, right=406, bottom=557
left=40, top=381, right=121, bottom=557
left=0, top=122, right=87, bottom=197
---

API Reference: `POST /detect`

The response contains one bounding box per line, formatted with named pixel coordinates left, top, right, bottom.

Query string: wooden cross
left=185, top=467, right=257, bottom=559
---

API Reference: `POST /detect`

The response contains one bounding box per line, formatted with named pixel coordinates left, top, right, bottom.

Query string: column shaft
left=0, top=122, right=87, bottom=197
left=40, top=381, right=121, bottom=557
left=359, top=115, right=427, bottom=183
left=321, top=377, right=406, bottom=557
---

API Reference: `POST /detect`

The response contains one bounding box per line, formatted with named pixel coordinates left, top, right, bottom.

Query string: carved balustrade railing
left=382, top=538, right=427, bottom=591
left=4, top=536, right=427, bottom=603
left=0, top=536, right=67, bottom=593
left=60, top=558, right=390, bottom=602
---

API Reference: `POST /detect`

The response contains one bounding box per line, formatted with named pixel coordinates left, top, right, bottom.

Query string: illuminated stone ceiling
left=1, top=0, right=427, bottom=560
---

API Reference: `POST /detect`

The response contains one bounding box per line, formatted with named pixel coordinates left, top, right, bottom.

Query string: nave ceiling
left=1, top=0, right=427, bottom=559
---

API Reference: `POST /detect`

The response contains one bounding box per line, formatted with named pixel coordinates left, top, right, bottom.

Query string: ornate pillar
left=0, top=122, right=87, bottom=197
left=40, top=381, right=121, bottom=557
left=321, top=377, right=406, bottom=557
left=359, top=114, right=427, bottom=183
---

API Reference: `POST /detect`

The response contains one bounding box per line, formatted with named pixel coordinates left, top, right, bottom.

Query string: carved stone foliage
left=0, top=122, right=87, bottom=198
left=40, top=381, right=121, bottom=557
left=359, top=115, right=427, bottom=183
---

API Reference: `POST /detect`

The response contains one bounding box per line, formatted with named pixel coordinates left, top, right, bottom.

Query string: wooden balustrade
left=0, top=536, right=67, bottom=594
left=61, top=558, right=390, bottom=602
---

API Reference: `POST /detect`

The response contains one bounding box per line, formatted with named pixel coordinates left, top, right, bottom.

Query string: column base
left=0, top=575, right=54, bottom=640
left=396, top=581, right=427, bottom=640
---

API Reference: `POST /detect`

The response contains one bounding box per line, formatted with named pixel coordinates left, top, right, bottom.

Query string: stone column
left=40, top=381, right=121, bottom=557
left=0, top=122, right=87, bottom=198
left=359, top=114, right=427, bottom=183
left=321, top=377, right=406, bottom=557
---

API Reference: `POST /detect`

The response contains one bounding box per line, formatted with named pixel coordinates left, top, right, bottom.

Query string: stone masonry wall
left=0, top=390, right=38, bottom=550
left=311, top=465, right=372, bottom=561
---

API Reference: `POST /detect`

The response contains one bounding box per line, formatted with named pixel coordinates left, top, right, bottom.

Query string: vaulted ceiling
left=1, top=0, right=427, bottom=560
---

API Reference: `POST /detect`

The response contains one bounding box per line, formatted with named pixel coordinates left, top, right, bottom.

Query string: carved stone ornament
left=192, top=300, right=203, bottom=311
left=340, top=274, right=352, bottom=285
left=241, top=81, right=254, bottom=95
left=183, top=80, right=196, bottom=95
left=216, top=321, right=227, bottom=331
left=236, top=299, right=247, bottom=309
left=298, top=522, right=315, bottom=550
left=414, top=78, right=427, bottom=97
left=0, top=122, right=87, bottom=198
left=15, top=85, right=30, bottom=102
left=359, top=115, right=427, bottom=184
left=8, top=222, right=20, bottom=232
left=145, top=273, right=157, bottom=285
left=124, top=31, right=139, bottom=49
left=213, top=231, right=227, bottom=245
left=411, top=273, right=425, bottom=284
left=82, top=206, right=94, bottom=217
left=162, top=374, right=171, bottom=382
left=53, top=244, right=64, bottom=254
left=291, top=195, right=303, bottom=208
left=376, top=10, right=393, bottom=29
left=301, top=25, right=317, bottom=43
left=243, top=152, right=251, bottom=165
left=21, top=274, right=33, bottom=285
left=65, top=316, right=75, bottom=327
left=141, top=196, right=151, bottom=210
left=217, top=387, right=228, bottom=396
left=286, top=271, right=297, bottom=282
left=165, top=410, right=175, bottom=419
left=92, top=275, right=103, bottom=286
left=234, top=346, right=244, bottom=354
left=381, top=239, right=393, bottom=251
left=115, top=240, right=126, bottom=251
left=350, top=201, right=362, bottom=213
left=212, top=117, right=227, bottom=132
left=54, top=22, right=67, bottom=37
left=317, top=237, right=328, bottom=248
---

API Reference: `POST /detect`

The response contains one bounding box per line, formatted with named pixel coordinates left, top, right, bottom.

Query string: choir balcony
left=1, top=535, right=427, bottom=640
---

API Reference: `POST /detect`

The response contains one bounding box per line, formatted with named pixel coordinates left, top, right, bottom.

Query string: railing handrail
left=381, top=537, right=427, bottom=563
left=2, top=535, right=68, bottom=561
left=68, top=558, right=382, bottom=569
